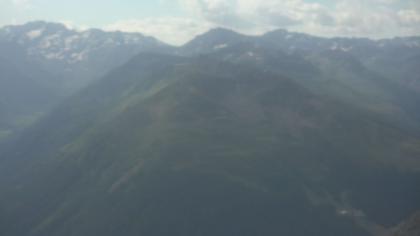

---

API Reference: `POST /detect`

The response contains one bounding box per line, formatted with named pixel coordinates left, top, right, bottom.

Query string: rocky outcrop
left=392, top=212, right=420, bottom=236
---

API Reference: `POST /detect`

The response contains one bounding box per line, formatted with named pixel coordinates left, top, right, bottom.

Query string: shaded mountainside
left=179, top=28, right=420, bottom=131
left=0, top=21, right=172, bottom=143
left=0, top=41, right=59, bottom=142
left=0, top=52, right=420, bottom=236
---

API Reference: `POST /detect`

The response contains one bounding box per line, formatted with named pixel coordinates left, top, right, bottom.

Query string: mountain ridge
left=0, top=22, right=174, bottom=142
left=1, top=51, right=420, bottom=236
left=0, top=21, right=420, bottom=236
left=0, top=21, right=173, bottom=91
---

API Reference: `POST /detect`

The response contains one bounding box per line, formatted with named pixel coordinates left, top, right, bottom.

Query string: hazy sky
left=1, top=0, right=420, bottom=45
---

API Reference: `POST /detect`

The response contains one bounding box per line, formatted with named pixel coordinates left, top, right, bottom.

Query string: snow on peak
left=69, top=50, right=88, bottom=63
left=26, top=28, right=44, bottom=40
left=214, top=44, right=228, bottom=50
left=45, top=52, right=64, bottom=60
left=330, top=42, right=352, bottom=52
left=330, top=43, right=338, bottom=51
left=341, top=46, right=353, bottom=52
left=285, top=34, right=293, bottom=40
left=64, top=35, right=81, bottom=50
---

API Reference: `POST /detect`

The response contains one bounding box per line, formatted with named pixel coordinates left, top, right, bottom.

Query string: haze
left=1, top=0, right=420, bottom=44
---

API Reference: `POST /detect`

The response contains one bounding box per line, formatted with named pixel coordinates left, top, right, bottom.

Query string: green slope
left=1, top=53, right=420, bottom=236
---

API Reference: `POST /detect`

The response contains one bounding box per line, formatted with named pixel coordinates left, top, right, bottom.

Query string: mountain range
left=0, top=21, right=171, bottom=85
left=0, top=21, right=171, bottom=141
left=0, top=21, right=419, bottom=236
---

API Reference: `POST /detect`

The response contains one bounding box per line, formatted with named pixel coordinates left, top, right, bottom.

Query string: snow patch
left=64, top=35, right=80, bottom=50
left=26, top=29, right=44, bottom=40
left=45, top=52, right=65, bottom=60
left=39, top=34, right=61, bottom=49
left=341, top=46, right=352, bottom=52
left=330, top=43, right=352, bottom=52
left=69, top=50, right=88, bottom=63
left=338, top=210, right=349, bottom=215
left=213, top=44, right=227, bottom=50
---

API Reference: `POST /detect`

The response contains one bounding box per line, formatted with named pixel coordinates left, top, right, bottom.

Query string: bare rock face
left=392, top=212, right=420, bottom=236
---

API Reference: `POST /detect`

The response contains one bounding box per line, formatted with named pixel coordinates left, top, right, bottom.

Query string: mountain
left=0, top=21, right=172, bottom=91
left=0, top=21, right=172, bottom=142
left=391, top=211, right=420, bottom=236
left=1, top=51, right=420, bottom=236
left=0, top=26, right=420, bottom=236
left=179, top=28, right=255, bottom=55
left=181, top=28, right=420, bottom=129
left=0, top=40, right=59, bottom=142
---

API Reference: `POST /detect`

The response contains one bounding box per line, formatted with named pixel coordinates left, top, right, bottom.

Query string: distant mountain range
left=0, top=21, right=172, bottom=140
left=0, top=21, right=419, bottom=236
left=180, top=28, right=420, bottom=129
left=0, top=21, right=172, bottom=90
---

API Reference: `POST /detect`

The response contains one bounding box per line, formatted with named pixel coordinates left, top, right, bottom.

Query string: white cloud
left=175, top=0, right=420, bottom=39
left=398, top=9, right=420, bottom=26
left=103, top=0, right=420, bottom=45
left=11, top=0, right=32, bottom=10
left=176, top=0, right=337, bottom=34
left=307, top=0, right=398, bottom=38
left=397, top=9, right=420, bottom=35
left=58, top=20, right=89, bottom=31
left=104, top=17, right=214, bottom=45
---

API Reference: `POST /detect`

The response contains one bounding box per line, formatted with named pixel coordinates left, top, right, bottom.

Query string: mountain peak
left=264, top=28, right=289, bottom=36
left=0, top=20, right=172, bottom=94
left=262, top=29, right=313, bottom=41
left=180, top=27, right=250, bottom=54
left=195, top=27, right=248, bottom=42
left=205, top=27, right=241, bottom=36
left=8, top=21, right=70, bottom=33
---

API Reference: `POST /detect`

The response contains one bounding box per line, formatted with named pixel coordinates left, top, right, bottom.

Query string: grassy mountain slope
left=1, top=53, right=419, bottom=236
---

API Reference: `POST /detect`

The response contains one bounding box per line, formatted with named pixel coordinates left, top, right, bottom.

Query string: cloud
left=177, top=0, right=335, bottom=33
left=104, top=0, right=420, bottom=45
left=0, top=0, right=35, bottom=26
left=179, top=0, right=255, bottom=29
left=104, top=17, right=214, bottom=45
left=398, top=9, right=420, bottom=26
left=397, top=9, right=420, bottom=35
left=58, top=20, right=89, bottom=31
left=319, top=0, right=420, bottom=38
left=176, top=0, right=420, bottom=38
left=11, top=0, right=33, bottom=10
